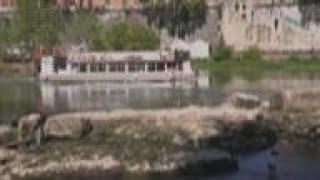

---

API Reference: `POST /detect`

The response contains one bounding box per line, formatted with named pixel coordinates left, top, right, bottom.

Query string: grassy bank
left=197, top=56, right=320, bottom=85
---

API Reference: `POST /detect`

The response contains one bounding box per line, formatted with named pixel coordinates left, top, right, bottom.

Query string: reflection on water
left=2, top=72, right=320, bottom=124
left=0, top=77, right=39, bottom=124
left=40, top=81, right=219, bottom=113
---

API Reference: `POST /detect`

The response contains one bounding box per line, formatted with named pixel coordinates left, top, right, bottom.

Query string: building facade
left=221, top=0, right=320, bottom=54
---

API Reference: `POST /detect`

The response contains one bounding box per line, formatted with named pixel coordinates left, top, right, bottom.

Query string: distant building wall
left=221, top=0, right=320, bottom=54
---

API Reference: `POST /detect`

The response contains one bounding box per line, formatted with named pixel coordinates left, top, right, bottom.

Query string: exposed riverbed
left=1, top=73, right=320, bottom=180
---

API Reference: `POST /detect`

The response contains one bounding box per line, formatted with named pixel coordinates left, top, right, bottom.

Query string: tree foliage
left=0, top=0, right=60, bottom=60
left=141, top=0, right=207, bottom=38
left=60, top=12, right=103, bottom=48
left=94, top=22, right=160, bottom=51
left=213, top=40, right=233, bottom=61
left=60, top=13, right=160, bottom=51
left=15, top=0, right=60, bottom=47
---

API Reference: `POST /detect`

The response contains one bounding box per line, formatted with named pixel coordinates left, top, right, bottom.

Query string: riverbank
left=197, top=57, right=320, bottom=84
left=0, top=62, right=35, bottom=76
left=1, top=88, right=320, bottom=179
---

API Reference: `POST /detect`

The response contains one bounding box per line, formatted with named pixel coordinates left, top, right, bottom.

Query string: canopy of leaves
left=61, top=13, right=160, bottom=51
left=93, top=22, right=160, bottom=51
left=60, top=12, right=103, bottom=47
left=141, top=0, right=207, bottom=38
left=0, top=0, right=60, bottom=60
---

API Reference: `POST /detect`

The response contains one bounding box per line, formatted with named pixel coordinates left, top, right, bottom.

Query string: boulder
left=228, top=93, right=261, bottom=109
left=18, top=113, right=45, bottom=145
left=44, top=118, right=92, bottom=139
left=277, top=88, right=320, bottom=111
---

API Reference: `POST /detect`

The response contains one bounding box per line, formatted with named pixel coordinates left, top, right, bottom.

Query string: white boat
left=40, top=50, right=199, bottom=82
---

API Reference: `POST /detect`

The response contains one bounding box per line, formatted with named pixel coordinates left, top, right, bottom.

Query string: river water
left=1, top=74, right=320, bottom=179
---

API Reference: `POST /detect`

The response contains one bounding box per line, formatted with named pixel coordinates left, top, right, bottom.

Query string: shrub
left=241, top=45, right=263, bottom=61
left=212, top=41, right=233, bottom=61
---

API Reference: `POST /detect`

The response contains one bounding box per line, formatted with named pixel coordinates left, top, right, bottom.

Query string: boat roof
left=67, top=51, right=175, bottom=63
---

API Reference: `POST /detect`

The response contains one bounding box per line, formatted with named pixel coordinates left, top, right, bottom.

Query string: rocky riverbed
left=1, top=88, right=320, bottom=180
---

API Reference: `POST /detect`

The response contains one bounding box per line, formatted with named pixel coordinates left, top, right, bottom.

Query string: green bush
left=212, top=41, right=233, bottom=61
left=240, top=45, right=263, bottom=61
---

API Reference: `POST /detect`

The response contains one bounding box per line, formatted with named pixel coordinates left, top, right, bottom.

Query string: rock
left=18, top=113, right=45, bottom=145
left=277, top=88, right=320, bottom=111
left=0, top=149, right=15, bottom=165
left=0, top=125, right=10, bottom=136
left=44, top=118, right=92, bottom=139
left=228, top=93, right=261, bottom=109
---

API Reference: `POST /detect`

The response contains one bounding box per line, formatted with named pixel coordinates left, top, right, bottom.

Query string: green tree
left=60, top=12, right=103, bottom=48
left=93, top=22, right=160, bottom=51
left=2, top=0, right=60, bottom=59
left=141, top=0, right=207, bottom=38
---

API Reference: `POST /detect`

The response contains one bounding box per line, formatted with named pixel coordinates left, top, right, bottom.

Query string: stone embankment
left=1, top=88, right=320, bottom=179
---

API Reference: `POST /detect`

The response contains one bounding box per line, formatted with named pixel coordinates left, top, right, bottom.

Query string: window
left=242, top=13, right=246, bottom=20
left=98, top=63, right=106, bottom=72
left=178, top=62, right=183, bottom=71
left=148, top=63, right=156, bottom=72
left=90, top=63, right=99, bottom=72
left=129, top=63, right=136, bottom=72
left=274, top=19, right=279, bottom=31
left=110, top=63, right=125, bottom=72
left=72, top=63, right=79, bottom=71
left=80, top=63, right=87, bottom=73
left=167, top=62, right=176, bottom=71
left=129, top=62, right=145, bottom=72
left=156, top=63, right=165, bottom=72
left=235, top=2, right=239, bottom=12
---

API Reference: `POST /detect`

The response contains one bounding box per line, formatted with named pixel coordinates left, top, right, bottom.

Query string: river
left=1, top=74, right=320, bottom=179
